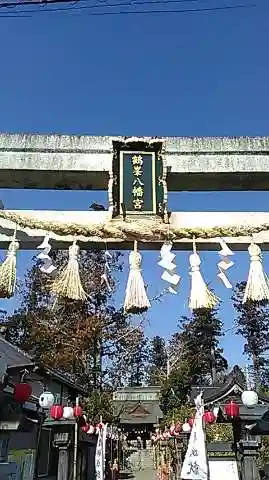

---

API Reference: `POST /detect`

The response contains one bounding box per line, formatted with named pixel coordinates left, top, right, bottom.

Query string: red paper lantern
left=188, top=417, right=194, bottom=427
left=50, top=405, right=64, bottom=420
left=224, top=400, right=240, bottom=419
left=73, top=405, right=82, bottom=418
left=81, top=423, right=89, bottom=433
left=203, top=411, right=215, bottom=424
left=13, top=383, right=32, bottom=404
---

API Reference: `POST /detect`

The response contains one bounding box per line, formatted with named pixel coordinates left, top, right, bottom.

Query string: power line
left=0, top=0, right=202, bottom=8
left=0, top=0, right=211, bottom=15
left=0, top=1, right=259, bottom=18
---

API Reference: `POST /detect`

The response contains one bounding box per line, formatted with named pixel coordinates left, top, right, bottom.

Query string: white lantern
left=63, top=406, right=74, bottom=419
left=182, top=422, right=191, bottom=433
left=213, top=406, right=219, bottom=418
left=39, top=391, right=55, bottom=409
left=87, top=425, right=95, bottom=435
left=241, top=390, right=258, bottom=408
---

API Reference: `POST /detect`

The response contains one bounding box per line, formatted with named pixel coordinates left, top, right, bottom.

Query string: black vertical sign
left=112, top=142, right=166, bottom=217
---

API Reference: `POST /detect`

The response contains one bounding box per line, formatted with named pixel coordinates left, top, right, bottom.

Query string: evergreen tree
left=160, top=362, right=194, bottom=414
left=232, top=281, right=269, bottom=387
left=174, top=307, right=228, bottom=385
left=127, top=330, right=150, bottom=386
left=148, top=336, right=167, bottom=385
left=160, top=306, right=228, bottom=414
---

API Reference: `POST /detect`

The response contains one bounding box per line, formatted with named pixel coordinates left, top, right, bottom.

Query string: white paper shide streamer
left=158, top=241, right=180, bottom=294
left=124, top=241, right=151, bottom=314
left=37, top=234, right=56, bottom=274
left=189, top=240, right=218, bottom=310
left=181, top=394, right=208, bottom=480
left=243, top=242, right=269, bottom=303
left=217, top=238, right=234, bottom=289
left=101, top=249, right=112, bottom=291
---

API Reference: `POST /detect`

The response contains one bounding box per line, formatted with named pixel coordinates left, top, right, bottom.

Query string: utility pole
left=210, top=347, right=217, bottom=385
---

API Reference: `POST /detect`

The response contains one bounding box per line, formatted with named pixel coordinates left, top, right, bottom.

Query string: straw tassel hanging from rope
left=0, top=230, right=19, bottom=299
left=189, top=238, right=218, bottom=310
left=50, top=238, right=87, bottom=301
left=124, top=241, right=150, bottom=314
left=243, top=242, right=269, bottom=303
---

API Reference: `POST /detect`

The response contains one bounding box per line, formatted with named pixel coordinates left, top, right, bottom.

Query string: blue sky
left=0, top=0, right=269, bottom=368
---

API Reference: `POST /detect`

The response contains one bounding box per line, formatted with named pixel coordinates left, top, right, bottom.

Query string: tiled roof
left=0, top=336, right=33, bottom=368
left=0, top=336, right=87, bottom=394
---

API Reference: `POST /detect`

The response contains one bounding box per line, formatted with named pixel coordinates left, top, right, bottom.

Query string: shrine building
left=113, top=386, right=163, bottom=441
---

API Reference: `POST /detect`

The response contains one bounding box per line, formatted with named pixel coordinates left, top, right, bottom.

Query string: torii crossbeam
left=0, top=134, right=269, bottom=251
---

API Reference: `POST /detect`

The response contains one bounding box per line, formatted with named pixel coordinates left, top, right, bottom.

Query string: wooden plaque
left=111, top=141, right=167, bottom=218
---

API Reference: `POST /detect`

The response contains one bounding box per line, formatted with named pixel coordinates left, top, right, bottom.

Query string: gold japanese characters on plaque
left=111, top=140, right=167, bottom=218
left=132, top=154, right=144, bottom=211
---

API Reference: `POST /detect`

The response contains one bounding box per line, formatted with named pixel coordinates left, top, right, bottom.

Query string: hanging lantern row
left=38, top=391, right=86, bottom=421
left=81, top=422, right=105, bottom=436
left=50, top=404, right=83, bottom=420
left=152, top=399, right=255, bottom=445
left=49, top=404, right=106, bottom=435
left=153, top=410, right=218, bottom=443
left=152, top=418, right=194, bottom=442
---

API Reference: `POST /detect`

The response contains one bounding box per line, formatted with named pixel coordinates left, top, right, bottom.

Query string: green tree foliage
left=232, top=281, right=269, bottom=387
left=83, top=390, right=114, bottom=423
left=176, top=307, right=228, bottom=385
left=161, top=307, right=228, bottom=414
left=160, top=362, right=195, bottom=415
left=162, top=404, right=195, bottom=427
left=148, top=336, right=167, bottom=385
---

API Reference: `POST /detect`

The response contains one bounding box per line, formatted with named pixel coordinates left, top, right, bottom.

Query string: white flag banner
left=102, top=424, right=108, bottom=471
left=95, top=425, right=107, bottom=480
left=181, top=404, right=208, bottom=480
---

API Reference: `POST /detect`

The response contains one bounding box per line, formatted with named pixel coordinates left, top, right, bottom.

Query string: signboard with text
left=209, top=458, right=239, bottom=480
left=112, top=143, right=166, bottom=218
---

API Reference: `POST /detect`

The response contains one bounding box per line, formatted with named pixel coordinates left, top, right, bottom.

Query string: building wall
left=9, top=429, right=38, bottom=450
left=1, top=369, right=83, bottom=479
left=8, top=428, right=38, bottom=480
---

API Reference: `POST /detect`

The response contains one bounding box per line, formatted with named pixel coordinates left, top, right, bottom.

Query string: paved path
left=121, top=449, right=156, bottom=480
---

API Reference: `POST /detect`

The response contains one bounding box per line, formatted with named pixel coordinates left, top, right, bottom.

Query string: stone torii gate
left=0, top=134, right=269, bottom=479
left=0, top=133, right=269, bottom=250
